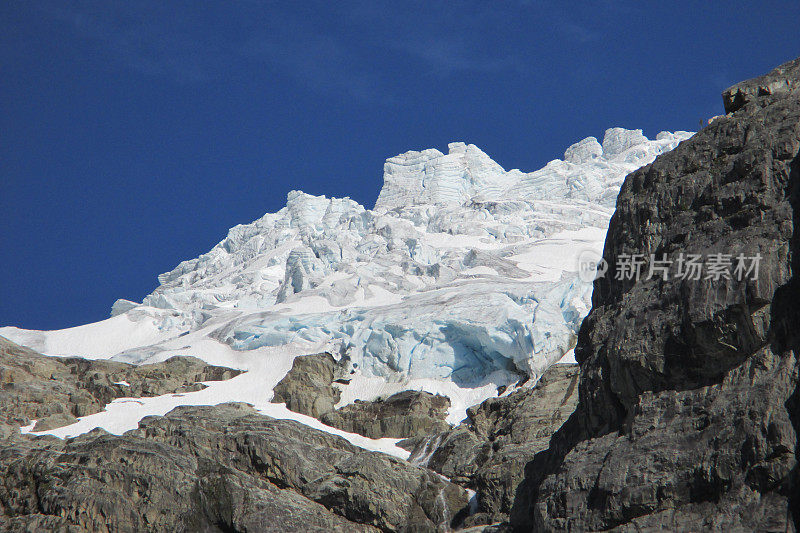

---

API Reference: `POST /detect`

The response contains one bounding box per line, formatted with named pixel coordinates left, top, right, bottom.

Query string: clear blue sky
left=2, top=1, right=798, bottom=330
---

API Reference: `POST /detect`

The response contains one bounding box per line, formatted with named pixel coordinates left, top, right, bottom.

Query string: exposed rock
left=0, top=403, right=471, bottom=532
left=723, top=56, right=800, bottom=113
left=0, top=423, right=16, bottom=442
left=401, top=365, right=579, bottom=523
left=0, top=335, right=241, bottom=431
left=400, top=428, right=483, bottom=484
left=32, top=413, right=79, bottom=432
left=271, top=352, right=344, bottom=419
left=512, top=57, right=800, bottom=531
left=273, top=354, right=453, bottom=439
left=321, top=390, right=452, bottom=439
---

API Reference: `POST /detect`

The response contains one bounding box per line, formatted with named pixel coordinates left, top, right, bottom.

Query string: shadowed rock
left=400, top=364, right=580, bottom=525
left=723, top=56, right=800, bottom=113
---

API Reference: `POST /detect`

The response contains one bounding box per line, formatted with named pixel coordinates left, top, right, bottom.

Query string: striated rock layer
left=512, top=57, right=800, bottom=531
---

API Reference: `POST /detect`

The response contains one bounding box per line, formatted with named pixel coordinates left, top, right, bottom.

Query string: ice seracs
left=375, top=142, right=513, bottom=209
left=0, top=127, right=692, bottom=437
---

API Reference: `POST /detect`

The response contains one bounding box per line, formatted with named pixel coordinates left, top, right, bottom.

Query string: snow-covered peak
left=100, top=127, right=691, bottom=380
left=600, top=127, right=648, bottom=155
left=563, top=136, right=602, bottom=164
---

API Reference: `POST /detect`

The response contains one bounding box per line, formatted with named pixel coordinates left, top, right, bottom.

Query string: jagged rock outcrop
left=272, top=353, right=453, bottom=439
left=512, top=57, right=800, bottom=531
left=723, top=57, right=800, bottom=113
left=0, top=336, right=241, bottom=432
left=321, top=390, right=452, bottom=439
left=400, top=365, right=579, bottom=525
left=0, top=402, right=471, bottom=532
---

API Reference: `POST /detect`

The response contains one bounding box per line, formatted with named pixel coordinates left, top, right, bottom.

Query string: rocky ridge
left=0, top=340, right=475, bottom=532
left=0, top=336, right=241, bottom=433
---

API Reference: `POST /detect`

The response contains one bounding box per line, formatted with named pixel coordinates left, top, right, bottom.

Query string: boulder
left=321, top=390, right=452, bottom=439
left=271, top=352, right=343, bottom=419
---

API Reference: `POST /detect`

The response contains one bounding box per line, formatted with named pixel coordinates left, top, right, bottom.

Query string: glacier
left=0, top=127, right=692, bottom=437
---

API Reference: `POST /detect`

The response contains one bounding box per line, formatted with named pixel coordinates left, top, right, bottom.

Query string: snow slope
left=2, top=127, right=692, bottom=448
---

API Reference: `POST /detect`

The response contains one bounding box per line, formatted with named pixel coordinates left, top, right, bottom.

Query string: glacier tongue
left=1, top=128, right=692, bottom=425
left=221, top=276, right=591, bottom=385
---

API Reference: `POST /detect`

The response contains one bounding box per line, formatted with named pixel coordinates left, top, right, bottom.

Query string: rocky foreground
left=0, top=402, right=473, bottom=532
left=1, top=58, right=799, bottom=532
left=0, top=334, right=576, bottom=531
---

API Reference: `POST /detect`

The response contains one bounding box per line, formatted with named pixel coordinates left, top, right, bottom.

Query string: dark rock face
left=321, top=390, right=452, bottom=439
left=0, top=336, right=241, bottom=432
left=0, top=403, right=471, bottom=532
left=273, top=353, right=453, bottom=439
left=512, top=58, right=800, bottom=531
left=400, top=365, right=579, bottom=525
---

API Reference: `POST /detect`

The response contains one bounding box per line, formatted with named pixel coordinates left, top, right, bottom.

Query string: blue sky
left=2, top=1, right=798, bottom=330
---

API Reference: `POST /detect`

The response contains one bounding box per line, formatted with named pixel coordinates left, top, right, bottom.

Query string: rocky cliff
left=512, top=57, right=800, bottom=531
